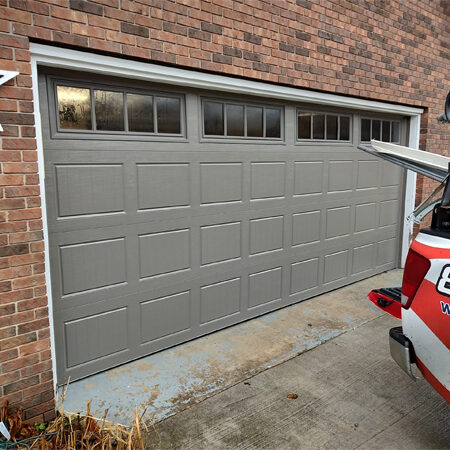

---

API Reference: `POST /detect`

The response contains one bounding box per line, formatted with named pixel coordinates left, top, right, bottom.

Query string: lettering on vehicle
left=436, top=264, right=450, bottom=297
left=441, top=301, right=450, bottom=315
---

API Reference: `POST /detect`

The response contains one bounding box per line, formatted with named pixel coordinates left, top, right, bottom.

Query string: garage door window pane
left=265, top=108, right=281, bottom=138
left=226, top=104, right=244, bottom=136
left=247, top=106, right=263, bottom=137
left=326, top=115, right=338, bottom=140
left=371, top=120, right=381, bottom=140
left=313, top=114, right=325, bottom=139
left=204, top=101, right=224, bottom=135
left=382, top=120, right=391, bottom=142
left=127, top=94, right=154, bottom=133
left=298, top=113, right=311, bottom=139
left=95, top=90, right=124, bottom=131
left=57, top=86, right=92, bottom=130
left=361, top=118, right=371, bottom=141
left=157, top=97, right=181, bottom=134
left=391, top=121, right=400, bottom=143
left=339, top=116, right=350, bottom=141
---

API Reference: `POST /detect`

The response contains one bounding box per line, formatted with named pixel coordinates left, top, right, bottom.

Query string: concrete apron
left=59, top=269, right=402, bottom=425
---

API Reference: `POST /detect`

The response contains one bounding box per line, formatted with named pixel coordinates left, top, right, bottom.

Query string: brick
left=0, top=326, right=16, bottom=339
left=243, top=32, right=262, bottom=45
left=0, top=332, right=36, bottom=351
left=69, top=0, right=103, bottom=15
left=201, top=21, right=222, bottom=35
left=8, top=208, right=42, bottom=221
left=3, top=375, right=39, bottom=395
left=53, top=30, right=89, bottom=47
left=0, top=199, right=25, bottom=210
left=0, top=174, right=23, bottom=186
left=120, top=21, right=149, bottom=38
left=18, top=318, right=49, bottom=335
left=0, top=347, right=18, bottom=362
left=2, top=138, right=36, bottom=150
left=51, top=5, right=86, bottom=23
left=3, top=162, right=38, bottom=173
left=2, top=353, right=39, bottom=372
left=19, top=338, right=50, bottom=356
left=12, top=273, right=45, bottom=289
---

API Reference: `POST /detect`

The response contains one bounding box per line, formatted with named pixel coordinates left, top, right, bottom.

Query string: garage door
left=39, top=69, right=406, bottom=383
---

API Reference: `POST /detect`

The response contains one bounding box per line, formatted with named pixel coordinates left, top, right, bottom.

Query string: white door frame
left=30, top=43, right=423, bottom=387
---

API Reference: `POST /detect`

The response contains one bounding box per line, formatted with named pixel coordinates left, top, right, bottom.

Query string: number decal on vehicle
left=436, top=264, right=450, bottom=297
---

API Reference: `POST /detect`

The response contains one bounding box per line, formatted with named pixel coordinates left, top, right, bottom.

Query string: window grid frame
left=202, top=98, right=283, bottom=141
left=296, top=109, right=353, bottom=143
left=360, top=117, right=401, bottom=144
left=54, top=79, right=185, bottom=137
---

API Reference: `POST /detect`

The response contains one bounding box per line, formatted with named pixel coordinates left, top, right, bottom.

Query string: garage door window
left=203, top=99, right=282, bottom=139
left=361, top=118, right=400, bottom=143
left=297, top=111, right=351, bottom=141
left=56, top=83, right=182, bottom=135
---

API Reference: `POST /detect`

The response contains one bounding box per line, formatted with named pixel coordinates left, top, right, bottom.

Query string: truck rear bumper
left=389, top=327, right=418, bottom=381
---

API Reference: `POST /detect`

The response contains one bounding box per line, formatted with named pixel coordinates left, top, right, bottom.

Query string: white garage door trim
left=29, top=43, right=421, bottom=388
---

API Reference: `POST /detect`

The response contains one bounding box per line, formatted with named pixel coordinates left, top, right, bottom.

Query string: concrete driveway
left=149, top=314, right=450, bottom=449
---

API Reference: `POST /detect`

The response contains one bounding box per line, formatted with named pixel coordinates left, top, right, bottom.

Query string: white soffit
left=30, top=43, right=423, bottom=116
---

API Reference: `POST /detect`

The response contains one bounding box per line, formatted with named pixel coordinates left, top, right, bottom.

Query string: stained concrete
left=150, top=314, right=450, bottom=449
left=61, top=270, right=403, bottom=425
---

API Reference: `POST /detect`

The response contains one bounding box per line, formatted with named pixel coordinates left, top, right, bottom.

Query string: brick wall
left=0, top=0, right=448, bottom=422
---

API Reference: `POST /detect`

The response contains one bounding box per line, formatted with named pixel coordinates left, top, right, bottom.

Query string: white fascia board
left=30, top=43, right=423, bottom=116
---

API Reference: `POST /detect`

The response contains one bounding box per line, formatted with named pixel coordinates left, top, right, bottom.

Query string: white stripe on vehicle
left=424, top=259, right=450, bottom=284
left=415, top=232, right=450, bottom=249
left=403, top=307, right=450, bottom=389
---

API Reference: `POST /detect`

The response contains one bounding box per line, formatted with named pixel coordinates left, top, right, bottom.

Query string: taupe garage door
left=39, top=69, right=406, bottom=383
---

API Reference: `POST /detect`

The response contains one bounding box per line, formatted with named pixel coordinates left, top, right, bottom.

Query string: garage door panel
left=55, top=164, right=125, bottom=218
left=290, top=258, right=320, bottom=295
left=140, top=291, right=191, bottom=343
left=324, top=250, right=349, bottom=284
left=200, top=221, right=241, bottom=265
left=200, top=163, right=243, bottom=204
left=59, top=238, right=127, bottom=296
left=41, top=72, right=405, bottom=383
left=139, top=229, right=191, bottom=278
left=200, top=278, right=241, bottom=324
left=248, top=267, right=283, bottom=309
left=293, top=161, right=324, bottom=196
left=356, top=160, right=379, bottom=190
left=250, top=162, right=286, bottom=199
left=326, top=206, right=352, bottom=239
left=327, top=160, right=354, bottom=192
left=249, top=215, right=284, bottom=255
left=137, top=163, right=191, bottom=210
left=64, top=307, right=128, bottom=368
left=292, top=210, right=321, bottom=246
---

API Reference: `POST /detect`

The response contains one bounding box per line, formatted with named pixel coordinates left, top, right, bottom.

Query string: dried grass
left=0, top=382, right=157, bottom=449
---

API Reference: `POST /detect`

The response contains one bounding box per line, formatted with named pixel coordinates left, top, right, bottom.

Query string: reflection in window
left=127, top=93, right=154, bottom=133
left=339, top=116, right=350, bottom=141
left=156, top=97, right=181, bottom=134
left=95, top=90, right=124, bottom=131
left=312, top=114, right=325, bottom=139
left=266, top=108, right=281, bottom=138
left=326, top=115, right=338, bottom=140
left=226, top=104, right=244, bottom=136
left=361, top=118, right=400, bottom=143
left=204, top=101, right=224, bottom=135
left=57, top=86, right=92, bottom=130
left=298, top=113, right=311, bottom=139
left=297, top=111, right=351, bottom=141
left=247, top=106, right=263, bottom=137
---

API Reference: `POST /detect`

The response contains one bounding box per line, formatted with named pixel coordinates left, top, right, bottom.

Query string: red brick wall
left=0, top=0, right=448, bottom=421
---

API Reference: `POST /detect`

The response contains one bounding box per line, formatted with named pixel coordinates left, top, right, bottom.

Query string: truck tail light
left=401, top=249, right=430, bottom=308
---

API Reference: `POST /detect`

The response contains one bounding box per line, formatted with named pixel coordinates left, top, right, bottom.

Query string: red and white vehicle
left=359, top=97, right=450, bottom=402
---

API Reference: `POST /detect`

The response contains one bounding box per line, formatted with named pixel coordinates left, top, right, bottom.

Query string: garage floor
left=62, top=270, right=404, bottom=425
left=149, top=314, right=450, bottom=449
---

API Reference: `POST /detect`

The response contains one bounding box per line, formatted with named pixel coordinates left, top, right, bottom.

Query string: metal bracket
left=0, top=70, right=20, bottom=132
